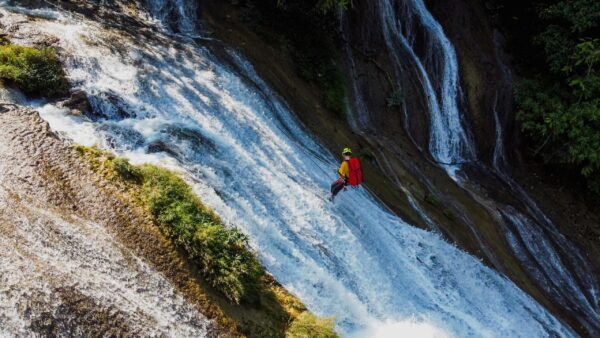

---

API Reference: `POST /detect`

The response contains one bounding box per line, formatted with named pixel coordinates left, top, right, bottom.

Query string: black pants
left=330, top=178, right=346, bottom=200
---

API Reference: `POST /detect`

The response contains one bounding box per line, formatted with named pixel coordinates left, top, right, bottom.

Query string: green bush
left=512, top=0, right=600, bottom=196
left=111, top=157, right=142, bottom=182
left=286, top=312, right=338, bottom=338
left=76, top=147, right=265, bottom=303
left=132, top=164, right=265, bottom=303
left=0, top=44, right=69, bottom=98
left=252, top=0, right=347, bottom=117
left=276, top=0, right=349, bottom=14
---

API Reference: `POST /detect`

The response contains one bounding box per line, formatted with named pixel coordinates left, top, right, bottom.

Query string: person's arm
left=338, top=161, right=349, bottom=179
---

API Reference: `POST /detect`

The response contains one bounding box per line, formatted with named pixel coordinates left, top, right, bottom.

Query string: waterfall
left=144, top=0, right=200, bottom=34
left=371, top=0, right=600, bottom=334
left=379, top=0, right=476, bottom=166
left=0, top=3, right=579, bottom=337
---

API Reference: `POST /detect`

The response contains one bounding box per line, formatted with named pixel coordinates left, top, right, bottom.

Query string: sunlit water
left=0, top=4, right=578, bottom=337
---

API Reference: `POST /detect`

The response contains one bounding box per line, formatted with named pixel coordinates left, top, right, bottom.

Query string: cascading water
left=144, top=0, right=199, bottom=34
left=0, top=3, right=581, bottom=337
left=378, top=0, right=476, bottom=166
left=0, top=196, right=211, bottom=336
left=365, top=0, right=600, bottom=334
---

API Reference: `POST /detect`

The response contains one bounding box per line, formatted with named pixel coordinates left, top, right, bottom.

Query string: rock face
left=0, top=104, right=221, bottom=337
left=58, top=90, right=92, bottom=116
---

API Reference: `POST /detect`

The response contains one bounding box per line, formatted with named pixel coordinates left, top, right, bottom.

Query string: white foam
left=351, top=319, right=450, bottom=338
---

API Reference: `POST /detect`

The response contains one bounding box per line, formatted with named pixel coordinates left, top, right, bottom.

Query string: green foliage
left=387, top=89, right=405, bottom=108
left=314, top=0, right=349, bottom=14
left=132, top=164, right=265, bottom=303
left=424, top=193, right=441, bottom=207
left=253, top=0, right=347, bottom=117
left=80, top=151, right=266, bottom=304
left=513, top=0, right=600, bottom=195
left=285, top=312, right=338, bottom=338
left=0, top=44, right=68, bottom=98
left=276, top=0, right=349, bottom=14
left=111, top=157, right=142, bottom=182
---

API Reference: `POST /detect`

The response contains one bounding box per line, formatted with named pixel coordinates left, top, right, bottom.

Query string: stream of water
left=369, top=0, right=599, bottom=334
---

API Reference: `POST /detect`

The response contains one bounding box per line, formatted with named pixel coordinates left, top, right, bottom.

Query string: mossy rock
left=0, top=44, right=69, bottom=98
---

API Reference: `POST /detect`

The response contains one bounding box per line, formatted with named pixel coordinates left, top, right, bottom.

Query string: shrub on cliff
left=76, top=146, right=265, bottom=303
left=136, top=165, right=264, bottom=303
left=252, top=0, right=347, bottom=116
left=286, top=312, right=338, bottom=338
left=0, top=44, right=69, bottom=98
left=512, top=0, right=600, bottom=196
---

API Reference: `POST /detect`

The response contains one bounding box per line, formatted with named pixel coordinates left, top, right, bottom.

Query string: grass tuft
left=76, top=145, right=263, bottom=303
left=0, top=43, right=69, bottom=98
left=286, top=312, right=338, bottom=338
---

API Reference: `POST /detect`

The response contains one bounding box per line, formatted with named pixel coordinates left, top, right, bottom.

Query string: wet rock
left=87, top=90, right=137, bottom=121
left=0, top=85, right=27, bottom=105
left=147, top=140, right=179, bottom=157
left=59, top=90, right=92, bottom=116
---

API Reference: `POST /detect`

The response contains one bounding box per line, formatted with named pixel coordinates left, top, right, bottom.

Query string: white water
left=144, top=0, right=199, bottom=34
left=0, top=4, right=578, bottom=337
left=0, top=184, right=210, bottom=337
left=379, top=0, right=475, bottom=165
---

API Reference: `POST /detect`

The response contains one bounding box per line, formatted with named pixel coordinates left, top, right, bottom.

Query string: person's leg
left=330, top=179, right=345, bottom=201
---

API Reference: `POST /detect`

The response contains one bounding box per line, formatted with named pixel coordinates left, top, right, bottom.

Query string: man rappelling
left=329, top=147, right=363, bottom=202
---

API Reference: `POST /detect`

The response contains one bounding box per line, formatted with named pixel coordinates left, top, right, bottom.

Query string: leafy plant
left=0, top=44, right=69, bottom=98
left=135, top=164, right=265, bottom=303
left=513, top=0, right=600, bottom=195
left=387, top=89, right=405, bottom=107
left=286, top=312, right=338, bottom=338
left=76, top=148, right=265, bottom=303
left=276, top=0, right=349, bottom=13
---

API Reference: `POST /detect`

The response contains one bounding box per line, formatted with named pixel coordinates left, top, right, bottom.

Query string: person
left=330, top=147, right=363, bottom=202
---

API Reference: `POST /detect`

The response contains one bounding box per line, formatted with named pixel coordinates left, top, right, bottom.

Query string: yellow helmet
left=342, top=147, right=352, bottom=155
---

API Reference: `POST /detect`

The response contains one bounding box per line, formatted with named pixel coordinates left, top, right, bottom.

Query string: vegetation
left=0, top=43, right=69, bottom=98
left=76, top=146, right=263, bottom=303
left=286, top=312, right=338, bottom=338
left=75, top=146, right=338, bottom=337
left=424, top=193, right=441, bottom=207
left=387, top=89, right=405, bottom=108
left=135, top=165, right=266, bottom=303
left=276, top=0, right=349, bottom=14
left=492, top=0, right=600, bottom=196
left=250, top=0, right=347, bottom=116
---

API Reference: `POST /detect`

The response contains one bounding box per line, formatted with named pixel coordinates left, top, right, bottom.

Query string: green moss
left=0, top=44, right=69, bottom=98
left=76, top=146, right=263, bottom=303
left=387, top=89, right=405, bottom=108
left=137, top=164, right=264, bottom=303
left=424, top=193, right=441, bottom=207
left=286, top=312, right=338, bottom=338
left=442, top=208, right=456, bottom=221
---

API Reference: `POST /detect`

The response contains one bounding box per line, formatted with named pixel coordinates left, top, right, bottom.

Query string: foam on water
left=0, top=5, right=578, bottom=337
